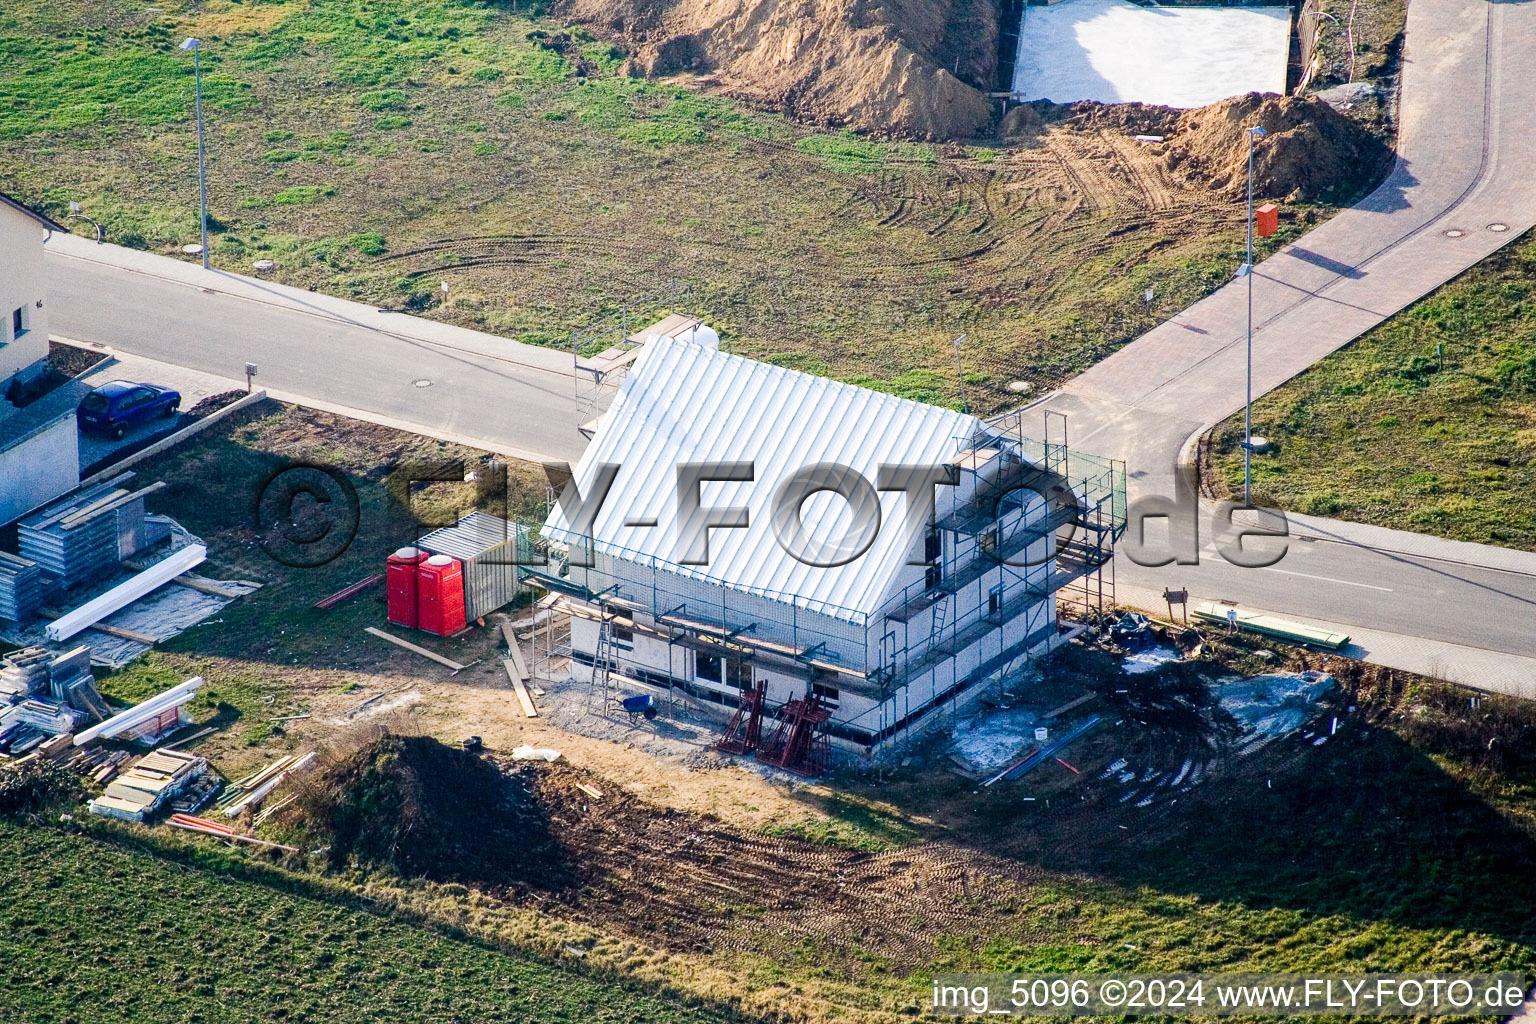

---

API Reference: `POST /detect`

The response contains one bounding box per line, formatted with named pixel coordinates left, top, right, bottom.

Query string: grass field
left=1208, top=232, right=1536, bottom=548
left=0, top=821, right=725, bottom=1023
left=0, top=0, right=1292, bottom=409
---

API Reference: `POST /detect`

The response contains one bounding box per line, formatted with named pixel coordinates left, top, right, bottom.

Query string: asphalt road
left=46, top=241, right=589, bottom=464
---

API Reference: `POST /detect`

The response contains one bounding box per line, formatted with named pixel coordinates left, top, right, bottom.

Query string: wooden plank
left=169, top=574, right=246, bottom=599
left=1042, top=692, right=1096, bottom=720
left=364, top=626, right=467, bottom=671
left=500, top=622, right=531, bottom=681
left=314, top=573, right=383, bottom=610
left=502, top=659, right=538, bottom=718
left=60, top=482, right=167, bottom=529
left=588, top=345, right=643, bottom=375
left=574, top=782, right=603, bottom=800
left=86, top=622, right=159, bottom=645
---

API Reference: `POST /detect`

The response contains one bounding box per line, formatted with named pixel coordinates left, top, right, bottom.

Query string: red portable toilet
left=386, top=547, right=427, bottom=629
left=417, top=553, right=466, bottom=637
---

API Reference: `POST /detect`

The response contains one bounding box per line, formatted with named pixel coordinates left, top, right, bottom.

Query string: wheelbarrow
left=619, top=693, right=658, bottom=725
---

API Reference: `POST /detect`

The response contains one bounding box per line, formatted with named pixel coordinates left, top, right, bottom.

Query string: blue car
left=76, top=380, right=181, bottom=440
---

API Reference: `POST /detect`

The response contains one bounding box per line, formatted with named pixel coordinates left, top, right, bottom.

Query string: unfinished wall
left=0, top=416, right=78, bottom=526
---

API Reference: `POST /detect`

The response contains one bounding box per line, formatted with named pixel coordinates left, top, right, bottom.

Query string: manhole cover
left=413, top=379, right=434, bottom=388
left=1488, top=222, right=1510, bottom=233
left=1442, top=228, right=1466, bottom=238
left=1007, top=380, right=1033, bottom=393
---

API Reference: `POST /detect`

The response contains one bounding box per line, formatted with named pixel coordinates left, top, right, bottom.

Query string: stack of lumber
left=65, top=747, right=133, bottom=783
left=216, top=752, right=316, bottom=818
left=0, top=647, right=50, bottom=699
left=89, top=748, right=210, bottom=822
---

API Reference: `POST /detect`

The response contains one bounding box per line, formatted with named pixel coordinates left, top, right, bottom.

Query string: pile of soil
left=1158, top=92, right=1392, bottom=203
left=554, top=0, right=997, bottom=139
left=288, top=734, right=570, bottom=887
left=1009, top=92, right=1391, bottom=203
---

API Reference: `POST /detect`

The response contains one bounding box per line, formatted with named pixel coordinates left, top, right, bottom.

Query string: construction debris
left=512, top=746, right=561, bottom=761
left=987, top=714, right=1104, bottom=785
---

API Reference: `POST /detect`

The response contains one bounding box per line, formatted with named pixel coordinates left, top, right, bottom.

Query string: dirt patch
left=556, top=0, right=997, bottom=139
left=184, top=389, right=247, bottom=418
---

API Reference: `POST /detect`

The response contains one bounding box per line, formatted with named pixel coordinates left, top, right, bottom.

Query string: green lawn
left=0, top=0, right=1269, bottom=410
left=0, top=821, right=725, bottom=1023
left=1209, top=232, right=1536, bottom=548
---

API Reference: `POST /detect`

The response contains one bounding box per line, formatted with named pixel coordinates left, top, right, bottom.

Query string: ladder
left=588, top=605, right=615, bottom=709
left=930, top=592, right=951, bottom=648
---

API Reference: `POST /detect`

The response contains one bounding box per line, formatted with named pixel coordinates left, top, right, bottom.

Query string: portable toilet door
left=417, top=554, right=467, bottom=636
left=386, top=547, right=428, bottom=628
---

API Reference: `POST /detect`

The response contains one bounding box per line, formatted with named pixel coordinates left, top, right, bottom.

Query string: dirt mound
left=1159, top=92, right=1392, bottom=203
left=1009, top=92, right=1391, bottom=203
left=555, top=0, right=997, bottom=139
left=289, top=733, right=570, bottom=887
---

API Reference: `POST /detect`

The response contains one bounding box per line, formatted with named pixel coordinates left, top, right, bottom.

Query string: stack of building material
left=89, top=748, right=209, bottom=823
left=40, top=646, right=113, bottom=723
left=18, top=476, right=161, bottom=590
left=72, top=677, right=202, bottom=747
left=0, top=647, right=50, bottom=700
left=2, top=697, right=84, bottom=736
left=0, top=552, right=44, bottom=623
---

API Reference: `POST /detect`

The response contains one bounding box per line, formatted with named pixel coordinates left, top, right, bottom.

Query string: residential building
left=530, top=335, right=1125, bottom=756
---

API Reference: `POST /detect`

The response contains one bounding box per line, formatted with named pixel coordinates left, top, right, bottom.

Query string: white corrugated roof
left=544, top=337, right=980, bottom=620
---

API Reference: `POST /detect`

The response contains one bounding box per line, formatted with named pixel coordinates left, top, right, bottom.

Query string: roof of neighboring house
left=544, top=335, right=981, bottom=621
left=0, top=190, right=67, bottom=233
left=0, top=379, right=89, bottom=454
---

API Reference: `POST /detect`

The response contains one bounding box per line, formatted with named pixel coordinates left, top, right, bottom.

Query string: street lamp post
left=1242, top=124, right=1267, bottom=507
left=180, top=37, right=209, bottom=270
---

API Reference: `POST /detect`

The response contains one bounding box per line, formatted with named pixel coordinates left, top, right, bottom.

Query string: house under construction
left=524, top=334, right=1126, bottom=760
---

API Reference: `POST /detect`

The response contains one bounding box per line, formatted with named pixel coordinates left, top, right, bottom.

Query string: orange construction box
left=1255, top=203, right=1280, bottom=238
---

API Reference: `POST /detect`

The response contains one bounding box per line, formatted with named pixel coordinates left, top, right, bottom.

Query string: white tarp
left=1013, top=0, right=1291, bottom=109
